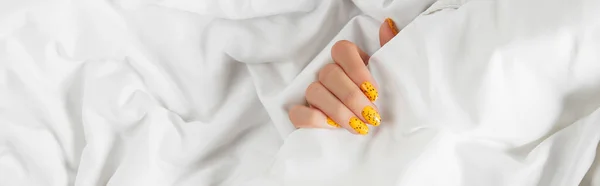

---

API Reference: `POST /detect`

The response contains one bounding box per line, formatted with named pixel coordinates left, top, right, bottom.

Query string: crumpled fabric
left=1, top=0, right=600, bottom=185
left=247, top=0, right=600, bottom=185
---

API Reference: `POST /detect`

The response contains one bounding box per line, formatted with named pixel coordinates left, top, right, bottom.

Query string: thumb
left=379, top=18, right=399, bottom=47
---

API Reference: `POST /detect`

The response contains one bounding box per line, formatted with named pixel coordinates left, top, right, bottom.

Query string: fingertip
left=379, top=18, right=398, bottom=46
left=385, top=18, right=399, bottom=35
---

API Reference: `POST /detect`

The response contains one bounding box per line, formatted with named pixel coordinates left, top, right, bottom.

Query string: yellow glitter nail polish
left=349, top=117, right=369, bottom=135
left=326, top=117, right=341, bottom=128
left=362, top=106, right=381, bottom=126
left=385, top=18, right=399, bottom=35
left=360, top=81, right=378, bottom=102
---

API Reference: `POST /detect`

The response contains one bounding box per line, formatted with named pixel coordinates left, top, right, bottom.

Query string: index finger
left=331, top=40, right=379, bottom=102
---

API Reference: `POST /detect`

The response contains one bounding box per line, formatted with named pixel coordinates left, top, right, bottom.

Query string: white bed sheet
left=2, top=0, right=600, bottom=186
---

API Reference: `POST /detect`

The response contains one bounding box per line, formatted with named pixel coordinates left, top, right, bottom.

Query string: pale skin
left=289, top=18, right=399, bottom=135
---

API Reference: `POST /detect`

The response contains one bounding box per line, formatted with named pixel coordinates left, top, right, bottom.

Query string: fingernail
left=362, top=106, right=381, bottom=126
left=385, top=18, right=399, bottom=35
left=326, top=117, right=341, bottom=128
left=360, top=81, right=378, bottom=102
left=349, top=117, right=369, bottom=135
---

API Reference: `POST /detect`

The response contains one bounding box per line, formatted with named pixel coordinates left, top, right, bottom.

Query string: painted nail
left=360, top=81, right=378, bottom=102
left=326, top=117, right=341, bottom=128
left=349, top=117, right=369, bottom=135
left=362, top=106, right=381, bottom=126
left=385, top=18, right=399, bottom=36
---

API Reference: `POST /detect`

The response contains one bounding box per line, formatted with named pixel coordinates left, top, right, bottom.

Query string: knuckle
left=333, top=40, right=353, bottom=51
left=288, top=106, right=303, bottom=127
left=288, top=105, right=325, bottom=128
left=341, top=90, right=361, bottom=108
left=304, top=110, right=321, bottom=124
left=288, top=105, right=303, bottom=116
left=318, top=63, right=341, bottom=83
left=331, top=40, right=355, bottom=57
left=331, top=104, right=348, bottom=117
left=305, top=82, right=324, bottom=101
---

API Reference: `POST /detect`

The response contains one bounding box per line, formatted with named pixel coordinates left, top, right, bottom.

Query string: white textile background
left=2, top=0, right=600, bottom=186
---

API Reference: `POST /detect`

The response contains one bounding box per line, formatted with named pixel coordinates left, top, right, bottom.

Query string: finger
left=331, top=40, right=379, bottom=102
left=318, top=63, right=381, bottom=126
left=307, top=104, right=342, bottom=128
left=357, top=46, right=371, bottom=65
left=379, top=18, right=399, bottom=46
left=305, top=82, right=369, bottom=135
left=289, top=105, right=340, bottom=128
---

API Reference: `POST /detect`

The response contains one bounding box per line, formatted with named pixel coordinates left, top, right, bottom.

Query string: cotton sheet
left=1, top=0, right=600, bottom=186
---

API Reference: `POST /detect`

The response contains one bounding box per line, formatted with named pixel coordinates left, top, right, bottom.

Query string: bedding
left=2, top=0, right=600, bottom=185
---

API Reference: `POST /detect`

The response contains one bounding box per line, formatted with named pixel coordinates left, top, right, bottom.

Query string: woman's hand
left=289, top=18, right=399, bottom=135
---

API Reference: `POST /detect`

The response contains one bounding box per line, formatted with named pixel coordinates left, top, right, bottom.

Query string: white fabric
left=1, top=0, right=600, bottom=186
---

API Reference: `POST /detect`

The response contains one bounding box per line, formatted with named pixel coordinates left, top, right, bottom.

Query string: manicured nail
left=326, top=117, right=341, bottom=128
left=361, top=106, right=381, bottom=126
left=385, top=18, right=399, bottom=35
left=360, top=81, right=378, bottom=102
left=349, top=117, right=369, bottom=135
